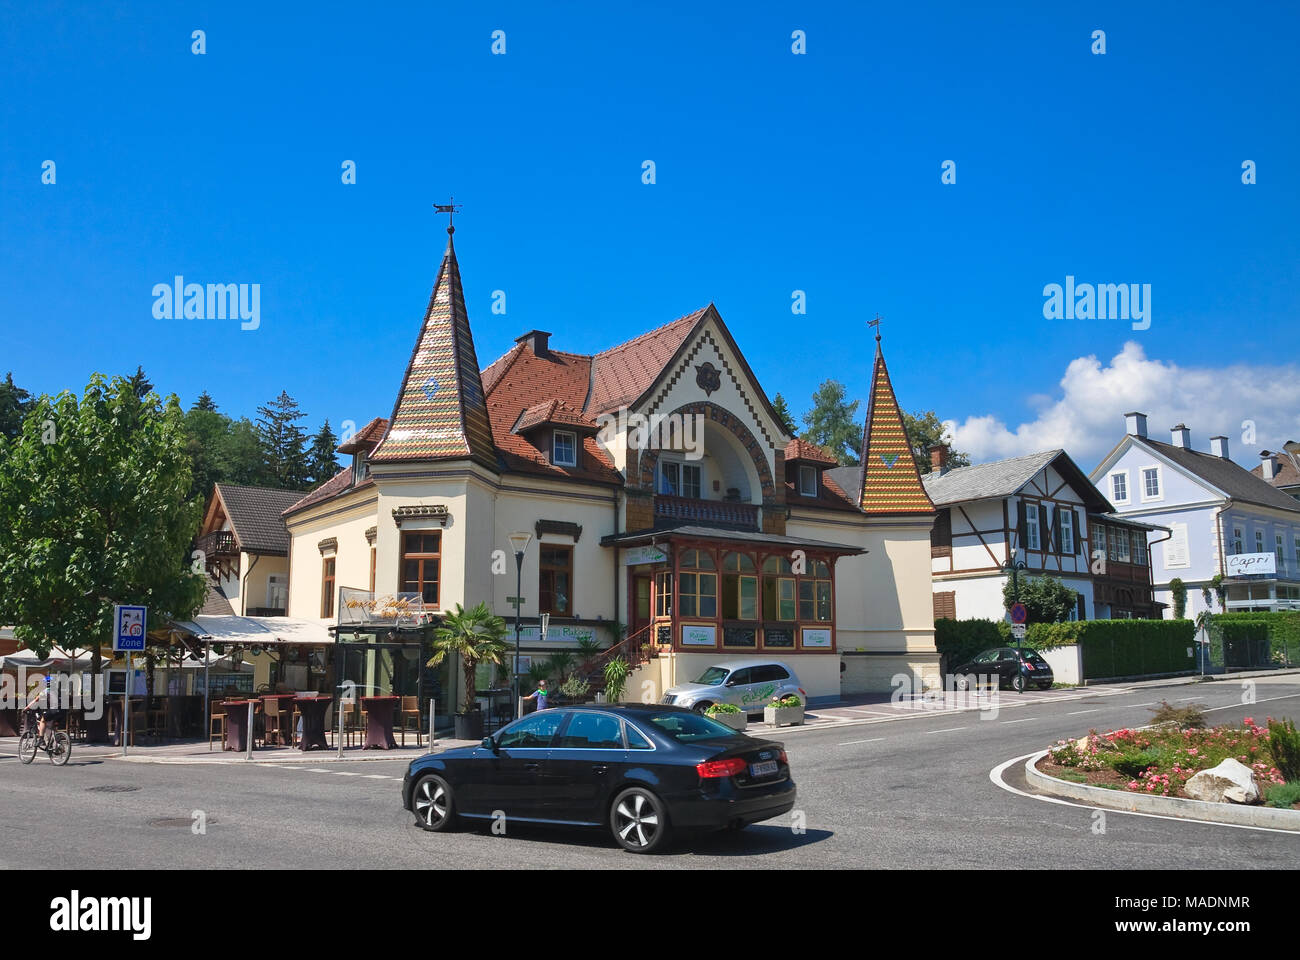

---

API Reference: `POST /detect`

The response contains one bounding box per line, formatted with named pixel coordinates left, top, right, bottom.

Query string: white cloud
left=947, top=342, right=1300, bottom=472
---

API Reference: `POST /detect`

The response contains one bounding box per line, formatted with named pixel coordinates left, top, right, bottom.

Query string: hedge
left=1024, top=619, right=1195, bottom=679
left=934, top=618, right=1009, bottom=670
left=1209, top=612, right=1298, bottom=666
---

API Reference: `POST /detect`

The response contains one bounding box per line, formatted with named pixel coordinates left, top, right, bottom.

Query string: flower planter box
left=764, top=705, right=804, bottom=727
left=709, top=711, right=747, bottom=732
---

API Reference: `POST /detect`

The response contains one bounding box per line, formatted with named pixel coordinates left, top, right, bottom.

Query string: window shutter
left=1016, top=500, right=1026, bottom=549
left=1051, top=506, right=1062, bottom=553
left=1074, top=510, right=1083, bottom=555
left=1039, top=504, right=1049, bottom=551
left=933, top=591, right=956, bottom=621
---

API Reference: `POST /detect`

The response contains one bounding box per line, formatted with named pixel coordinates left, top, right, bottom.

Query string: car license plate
left=750, top=760, right=778, bottom=778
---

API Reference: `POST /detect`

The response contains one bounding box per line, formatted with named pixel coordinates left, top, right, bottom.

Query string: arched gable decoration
left=635, top=401, right=776, bottom=500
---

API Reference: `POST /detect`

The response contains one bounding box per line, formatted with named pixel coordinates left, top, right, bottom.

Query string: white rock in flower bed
left=1184, top=758, right=1260, bottom=804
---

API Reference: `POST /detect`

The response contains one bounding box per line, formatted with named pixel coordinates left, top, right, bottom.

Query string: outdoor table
left=0, top=708, right=18, bottom=738
left=262, top=694, right=297, bottom=746
left=361, top=696, right=399, bottom=749
left=223, top=700, right=255, bottom=752
left=295, top=696, right=332, bottom=751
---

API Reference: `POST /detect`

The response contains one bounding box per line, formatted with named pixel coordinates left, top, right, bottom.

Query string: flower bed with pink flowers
left=1037, top=716, right=1298, bottom=808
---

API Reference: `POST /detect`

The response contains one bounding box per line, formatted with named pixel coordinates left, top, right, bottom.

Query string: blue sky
left=2, top=1, right=1297, bottom=470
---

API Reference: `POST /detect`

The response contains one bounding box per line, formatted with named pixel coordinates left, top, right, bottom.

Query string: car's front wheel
left=610, top=787, right=669, bottom=853
left=953, top=675, right=971, bottom=692
left=412, top=774, right=457, bottom=832
left=692, top=701, right=713, bottom=715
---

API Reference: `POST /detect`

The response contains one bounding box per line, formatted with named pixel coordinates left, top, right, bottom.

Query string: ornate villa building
left=274, top=225, right=941, bottom=722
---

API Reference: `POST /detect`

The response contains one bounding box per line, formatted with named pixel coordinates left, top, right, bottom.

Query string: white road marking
left=838, top=737, right=885, bottom=746
left=362, top=774, right=389, bottom=779
left=924, top=726, right=967, bottom=734
left=1001, top=718, right=1037, bottom=724
left=1066, top=709, right=1100, bottom=716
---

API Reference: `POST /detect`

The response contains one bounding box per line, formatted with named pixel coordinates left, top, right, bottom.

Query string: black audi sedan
left=401, top=703, right=795, bottom=853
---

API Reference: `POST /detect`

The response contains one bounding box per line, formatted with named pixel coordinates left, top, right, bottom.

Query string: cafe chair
left=209, top=701, right=226, bottom=748
left=399, top=696, right=420, bottom=745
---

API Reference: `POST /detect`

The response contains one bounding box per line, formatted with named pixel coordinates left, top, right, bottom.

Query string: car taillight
left=798, top=688, right=806, bottom=698
left=1023, top=662, right=1035, bottom=670
left=696, top=757, right=748, bottom=779
left=778, top=750, right=788, bottom=765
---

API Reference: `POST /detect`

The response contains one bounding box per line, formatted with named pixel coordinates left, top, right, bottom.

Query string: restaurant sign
left=623, top=545, right=668, bottom=566
left=1226, top=552, right=1276, bottom=577
left=682, top=624, right=717, bottom=647
left=513, top=623, right=611, bottom=646
left=801, top=627, right=832, bottom=648
left=337, top=588, right=432, bottom=627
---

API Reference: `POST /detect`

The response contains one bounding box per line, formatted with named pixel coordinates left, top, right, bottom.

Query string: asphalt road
left=3, top=676, right=1298, bottom=869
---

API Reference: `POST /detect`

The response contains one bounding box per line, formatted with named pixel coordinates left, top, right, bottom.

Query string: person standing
left=523, top=679, right=550, bottom=711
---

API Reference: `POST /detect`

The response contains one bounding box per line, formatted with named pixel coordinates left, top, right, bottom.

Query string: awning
left=174, top=615, right=335, bottom=646
left=600, top=523, right=865, bottom=554
left=0, top=647, right=98, bottom=671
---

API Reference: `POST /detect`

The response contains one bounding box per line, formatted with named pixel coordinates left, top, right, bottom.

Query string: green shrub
left=705, top=702, right=742, bottom=715
left=769, top=694, right=802, bottom=708
left=602, top=656, right=630, bottom=702
left=1210, top=612, right=1299, bottom=666
left=1068, top=619, right=1195, bottom=679
left=1264, top=782, right=1300, bottom=809
left=1268, top=717, right=1300, bottom=783
left=934, top=618, right=1005, bottom=669
left=1170, top=578, right=1187, bottom=619
left=560, top=674, right=590, bottom=699
left=1110, top=747, right=1163, bottom=779
left=1148, top=699, right=1208, bottom=729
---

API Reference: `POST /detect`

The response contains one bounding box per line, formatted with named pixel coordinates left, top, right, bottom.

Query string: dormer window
left=353, top=452, right=368, bottom=484
left=799, top=465, right=818, bottom=497
left=552, top=431, right=577, bottom=467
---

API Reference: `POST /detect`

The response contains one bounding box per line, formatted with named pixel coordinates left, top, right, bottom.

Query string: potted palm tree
left=427, top=602, right=509, bottom=740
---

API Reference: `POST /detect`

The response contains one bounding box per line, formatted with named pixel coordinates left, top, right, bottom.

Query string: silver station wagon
left=661, top=659, right=806, bottom=715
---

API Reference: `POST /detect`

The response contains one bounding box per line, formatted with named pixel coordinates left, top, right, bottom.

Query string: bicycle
left=18, top=709, right=71, bottom=766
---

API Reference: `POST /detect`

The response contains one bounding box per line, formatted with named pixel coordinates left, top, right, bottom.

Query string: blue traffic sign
left=113, top=605, right=148, bottom=651
left=1010, top=602, right=1028, bottom=625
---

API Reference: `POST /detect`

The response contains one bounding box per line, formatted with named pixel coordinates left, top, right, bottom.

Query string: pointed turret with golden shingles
left=857, top=336, right=935, bottom=515
left=370, top=227, right=498, bottom=470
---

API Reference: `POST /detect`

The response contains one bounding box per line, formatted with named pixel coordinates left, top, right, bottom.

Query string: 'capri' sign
left=1226, top=553, right=1276, bottom=577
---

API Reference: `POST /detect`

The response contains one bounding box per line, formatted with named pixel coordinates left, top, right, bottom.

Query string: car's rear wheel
left=1011, top=673, right=1027, bottom=693
left=953, top=675, right=971, bottom=692
left=610, top=787, right=668, bottom=853
left=412, top=774, right=456, bottom=832
left=692, top=701, right=713, bottom=714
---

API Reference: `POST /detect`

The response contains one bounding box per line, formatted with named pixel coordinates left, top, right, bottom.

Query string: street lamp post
left=508, top=531, right=534, bottom=720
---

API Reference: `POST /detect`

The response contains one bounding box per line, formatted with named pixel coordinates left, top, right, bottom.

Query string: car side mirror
left=724, top=679, right=738, bottom=687
left=481, top=736, right=498, bottom=753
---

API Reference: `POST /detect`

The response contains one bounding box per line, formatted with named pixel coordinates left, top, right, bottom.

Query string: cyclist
left=23, top=678, right=60, bottom=745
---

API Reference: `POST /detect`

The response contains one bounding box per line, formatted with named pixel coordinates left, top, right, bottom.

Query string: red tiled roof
left=587, top=308, right=708, bottom=414
left=514, top=399, right=598, bottom=433
left=784, top=473, right=861, bottom=513
left=283, top=466, right=375, bottom=517
left=785, top=438, right=838, bottom=466
left=337, top=417, right=388, bottom=455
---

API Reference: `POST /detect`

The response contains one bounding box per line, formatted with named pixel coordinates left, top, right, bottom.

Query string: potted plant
left=603, top=656, right=630, bottom=703
left=560, top=674, right=591, bottom=703
left=764, top=693, right=804, bottom=727
left=705, top=702, right=747, bottom=732
left=426, top=602, right=509, bottom=741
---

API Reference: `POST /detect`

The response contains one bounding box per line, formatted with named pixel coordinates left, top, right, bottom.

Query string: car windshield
left=693, top=667, right=730, bottom=686
left=644, top=711, right=736, bottom=742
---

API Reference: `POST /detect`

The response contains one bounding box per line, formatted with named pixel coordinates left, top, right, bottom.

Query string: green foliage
left=546, top=650, right=576, bottom=681
left=526, top=660, right=552, bottom=688
left=1147, top=699, right=1208, bottom=729
left=1264, top=782, right=1300, bottom=808
left=0, top=373, right=207, bottom=666
left=1002, top=574, right=1076, bottom=624
left=576, top=637, right=602, bottom=671
left=1022, top=620, right=1195, bottom=679
left=934, top=618, right=1006, bottom=670
left=771, top=393, right=798, bottom=436
left=1169, top=578, right=1187, bottom=619
left=305, top=420, right=340, bottom=488
left=902, top=409, right=971, bottom=475
left=769, top=694, right=802, bottom=708
left=426, top=602, right=510, bottom=713
left=1111, top=747, right=1163, bottom=779
left=1267, top=717, right=1300, bottom=783
left=560, top=674, right=590, bottom=699
left=705, top=702, right=742, bottom=714
left=1209, top=612, right=1300, bottom=666
left=801, top=380, right=861, bottom=465
left=602, top=656, right=630, bottom=702
left=1206, top=618, right=1271, bottom=669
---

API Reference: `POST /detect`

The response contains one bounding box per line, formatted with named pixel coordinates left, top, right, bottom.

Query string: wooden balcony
left=197, top=530, right=238, bottom=557
left=654, top=495, right=758, bottom=530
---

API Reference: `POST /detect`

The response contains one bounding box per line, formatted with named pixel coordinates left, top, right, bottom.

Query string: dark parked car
left=401, top=704, right=796, bottom=853
left=950, top=646, right=1054, bottom=692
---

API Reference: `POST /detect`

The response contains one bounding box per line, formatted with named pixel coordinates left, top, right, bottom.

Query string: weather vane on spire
left=868, top=314, right=883, bottom=342
left=434, top=197, right=462, bottom=235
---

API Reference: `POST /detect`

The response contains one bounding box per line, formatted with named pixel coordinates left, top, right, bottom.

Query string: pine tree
left=255, top=391, right=309, bottom=489
left=801, top=380, right=862, bottom=465
left=126, top=365, right=155, bottom=400
left=306, top=420, right=341, bottom=488
left=0, top=372, right=32, bottom=441
left=772, top=393, right=798, bottom=435
left=192, top=391, right=218, bottom=412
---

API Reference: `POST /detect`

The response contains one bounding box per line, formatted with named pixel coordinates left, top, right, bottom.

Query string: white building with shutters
left=924, top=446, right=1162, bottom=622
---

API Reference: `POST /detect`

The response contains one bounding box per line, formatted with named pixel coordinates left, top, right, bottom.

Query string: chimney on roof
left=1261, top=451, right=1280, bottom=481
left=1209, top=436, right=1229, bottom=460
left=1125, top=412, right=1148, bottom=439
left=927, top=443, right=949, bottom=476
left=515, top=330, right=551, bottom=356
left=1171, top=423, right=1190, bottom=448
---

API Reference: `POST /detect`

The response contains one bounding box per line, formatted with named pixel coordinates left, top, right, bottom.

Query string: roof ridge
left=593, top=307, right=708, bottom=359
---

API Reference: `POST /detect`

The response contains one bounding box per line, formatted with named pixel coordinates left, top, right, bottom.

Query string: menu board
left=656, top=624, right=672, bottom=646
left=724, top=626, right=757, bottom=648
left=764, top=626, right=795, bottom=648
